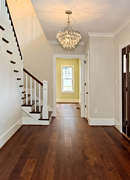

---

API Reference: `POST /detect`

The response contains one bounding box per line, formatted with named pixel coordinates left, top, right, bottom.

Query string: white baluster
left=26, top=73, right=28, bottom=104
left=30, top=77, right=32, bottom=105
left=42, top=81, right=48, bottom=119
left=34, top=80, right=36, bottom=111
left=39, top=84, right=41, bottom=111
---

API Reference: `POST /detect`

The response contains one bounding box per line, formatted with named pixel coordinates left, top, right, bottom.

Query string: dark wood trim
left=7, top=50, right=13, bottom=54
left=17, top=78, right=21, bottom=80
left=2, top=38, right=9, bottom=43
left=0, top=25, right=5, bottom=31
left=19, top=85, right=23, bottom=87
left=14, top=70, right=19, bottom=73
left=5, top=0, right=22, bottom=60
left=23, top=68, right=43, bottom=86
left=10, top=61, right=16, bottom=64
left=22, top=91, right=25, bottom=94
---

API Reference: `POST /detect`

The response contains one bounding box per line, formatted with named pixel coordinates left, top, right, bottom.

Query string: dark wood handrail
left=5, top=0, right=22, bottom=60
left=23, top=68, right=43, bottom=86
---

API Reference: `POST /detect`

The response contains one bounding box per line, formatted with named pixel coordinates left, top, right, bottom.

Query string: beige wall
left=7, top=0, right=53, bottom=107
left=89, top=36, right=114, bottom=118
left=50, top=43, right=85, bottom=55
left=56, top=58, right=79, bottom=101
left=84, top=35, right=90, bottom=55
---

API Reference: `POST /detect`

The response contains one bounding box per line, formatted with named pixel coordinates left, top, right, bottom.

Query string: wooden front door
left=122, top=45, right=130, bottom=138
left=127, top=45, right=130, bottom=138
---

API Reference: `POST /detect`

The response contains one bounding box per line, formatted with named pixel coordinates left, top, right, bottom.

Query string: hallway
left=0, top=104, right=130, bottom=180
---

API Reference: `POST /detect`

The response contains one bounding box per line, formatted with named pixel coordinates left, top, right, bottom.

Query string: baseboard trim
left=56, top=99, right=79, bottom=103
left=114, top=119, right=122, bottom=132
left=89, top=118, right=114, bottom=126
left=0, top=118, right=22, bottom=149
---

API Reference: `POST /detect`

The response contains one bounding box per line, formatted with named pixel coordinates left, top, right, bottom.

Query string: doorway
left=53, top=54, right=84, bottom=117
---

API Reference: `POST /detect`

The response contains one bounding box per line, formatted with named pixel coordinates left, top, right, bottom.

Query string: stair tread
left=2, top=38, right=9, bottom=43
left=0, top=25, right=5, bottom=31
left=10, top=61, right=16, bottom=64
left=17, top=78, right=21, bottom=80
left=14, top=70, right=19, bottom=73
left=19, top=85, right=23, bottom=87
left=22, top=91, right=25, bottom=94
left=7, top=50, right=13, bottom=54
left=22, top=100, right=38, bottom=107
left=39, top=111, right=52, bottom=120
left=30, top=106, right=43, bottom=114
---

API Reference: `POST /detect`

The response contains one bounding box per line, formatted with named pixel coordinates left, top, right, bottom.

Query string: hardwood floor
left=0, top=104, right=130, bottom=180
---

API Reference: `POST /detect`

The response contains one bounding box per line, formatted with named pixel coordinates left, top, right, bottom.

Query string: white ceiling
left=31, top=0, right=130, bottom=43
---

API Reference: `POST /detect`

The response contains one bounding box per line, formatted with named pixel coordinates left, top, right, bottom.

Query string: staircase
left=22, top=69, right=53, bottom=125
left=0, top=0, right=53, bottom=125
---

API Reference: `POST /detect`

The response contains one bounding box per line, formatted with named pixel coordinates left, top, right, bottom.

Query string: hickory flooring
left=0, top=104, right=130, bottom=180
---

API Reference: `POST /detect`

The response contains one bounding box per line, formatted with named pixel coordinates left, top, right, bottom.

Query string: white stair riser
left=22, top=106, right=32, bottom=113
left=30, top=113, right=40, bottom=120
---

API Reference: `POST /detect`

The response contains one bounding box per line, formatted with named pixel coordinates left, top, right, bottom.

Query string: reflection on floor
left=56, top=103, right=81, bottom=117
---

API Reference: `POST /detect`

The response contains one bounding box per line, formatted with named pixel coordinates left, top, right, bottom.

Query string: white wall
left=88, top=36, right=114, bottom=124
left=114, top=22, right=130, bottom=130
left=0, top=43, right=22, bottom=148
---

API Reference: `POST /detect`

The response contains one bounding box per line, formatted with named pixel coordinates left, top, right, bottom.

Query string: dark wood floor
left=0, top=104, right=130, bottom=180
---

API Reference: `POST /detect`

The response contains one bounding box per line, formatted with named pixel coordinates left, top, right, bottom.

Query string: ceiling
left=31, top=0, right=130, bottom=43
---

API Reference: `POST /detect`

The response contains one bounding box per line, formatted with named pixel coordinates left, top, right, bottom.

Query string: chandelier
left=56, top=10, right=81, bottom=49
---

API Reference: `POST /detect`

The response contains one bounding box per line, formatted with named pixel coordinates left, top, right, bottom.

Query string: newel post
left=42, top=81, right=48, bottom=119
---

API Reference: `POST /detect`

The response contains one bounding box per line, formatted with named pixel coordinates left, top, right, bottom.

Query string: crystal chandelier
left=56, top=10, right=81, bottom=49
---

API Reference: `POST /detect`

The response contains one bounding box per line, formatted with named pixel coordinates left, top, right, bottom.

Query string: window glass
left=62, top=66, right=73, bottom=92
left=123, top=54, right=126, bottom=73
left=63, top=79, right=72, bottom=91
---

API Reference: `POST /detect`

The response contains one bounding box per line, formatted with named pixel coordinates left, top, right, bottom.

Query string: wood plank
left=18, top=159, right=37, bottom=180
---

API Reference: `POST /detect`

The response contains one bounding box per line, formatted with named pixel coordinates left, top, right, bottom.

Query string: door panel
left=127, top=45, right=130, bottom=138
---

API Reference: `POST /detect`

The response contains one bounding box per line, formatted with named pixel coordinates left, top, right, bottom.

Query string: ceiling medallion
left=56, top=10, right=81, bottom=49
